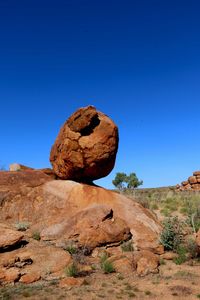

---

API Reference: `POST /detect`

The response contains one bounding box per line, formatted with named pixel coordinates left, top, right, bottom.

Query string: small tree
left=127, top=172, right=143, bottom=189
left=112, top=172, right=143, bottom=190
left=112, top=172, right=127, bottom=190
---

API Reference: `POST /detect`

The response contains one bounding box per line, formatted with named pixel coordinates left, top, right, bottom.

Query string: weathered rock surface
left=0, top=170, right=163, bottom=283
left=0, top=224, right=24, bottom=249
left=59, top=277, right=85, bottom=288
left=50, top=105, right=119, bottom=181
left=0, top=172, right=162, bottom=253
left=134, top=250, right=159, bottom=276
left=0, top=241, right=72, bottom=284
left=41, top=205, right=131, bottom=250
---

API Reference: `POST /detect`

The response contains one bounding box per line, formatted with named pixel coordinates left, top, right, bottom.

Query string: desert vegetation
left=112, top=172, right=143, bottom=190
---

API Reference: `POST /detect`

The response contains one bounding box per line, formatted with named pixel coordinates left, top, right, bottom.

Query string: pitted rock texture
left=50, top=105, right=119, bottom=181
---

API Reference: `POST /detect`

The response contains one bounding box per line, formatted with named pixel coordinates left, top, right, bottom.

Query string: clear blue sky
left=1, top=0, right=200, bottom=189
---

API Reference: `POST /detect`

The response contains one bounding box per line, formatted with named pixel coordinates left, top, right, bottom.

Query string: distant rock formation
left=9, top=163, right=33, bottom=171
left=50, top=105, right=119, bottom=182
left=176, top=171, right=200, bottom=190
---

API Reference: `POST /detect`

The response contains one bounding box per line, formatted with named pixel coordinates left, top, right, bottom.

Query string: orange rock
left=196, top=176, right=200, bottom=183
left=0, top=178, right=162, bottom=253
left=42, top=205, right=131, bottom=250
left=38, top=168, right=57, bottom=179
left=59, top=277, right=85, bottom=288
left=134, top=250, right=159, bottom=276
left=188, top=176, right=197, bottom=184
left=0, top=225, right=24, bottom=249
left=191, top=183, right=200, bottom=190
left=0, top=243, right=72, bottom=281
left=196, top=229, right=200, bottom=247
left=181, top=181, right=189, bottom=186
left=0, top=170, right=51, bottom=188
left=50, top=106, right=119, bottom=181
left=2, top=268, right=20, bottom=283
left=184, top=184, right=192, bottom=190
left=108, top=254, right=135, bottom=274
left=20, top=272, right=41, bottom=284
left=193, top=171, right=200, bottom=176
left=161, top=252, right=178, bottom=260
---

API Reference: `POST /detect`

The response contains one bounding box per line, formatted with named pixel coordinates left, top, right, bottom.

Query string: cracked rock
left=50, top=105, right=119, bottom=181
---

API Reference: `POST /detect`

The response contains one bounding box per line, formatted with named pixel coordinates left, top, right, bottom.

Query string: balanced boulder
left=50, top=105, right=119, bottom=181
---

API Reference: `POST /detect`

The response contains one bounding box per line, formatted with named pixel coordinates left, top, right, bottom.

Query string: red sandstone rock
left=0, top=178, right=162, bottom=253
left=38, top=168, right=57, bottom=179
left=0, top=170, right=51, bottom=188
left=188, top=176, right=197, bottom=184
left=184, top=184, right=192, bottom=189
left=0, top=225, right=24, bottom=249
left=19, top=272, right=41, bottom=284
left=191, top=183, right=200, bottom=190
left=59, top=277, right=85, bottom=288
left=50, top=106, right=119, bottom=181
left=134, top=250, right=159, bottom=276
left=41, top=205, right=131, bottom=250
left=107, top=254, right=136, bottom=274
left=0, top=242, right=72, bottom=283
left=0, top=268, right=21, bottom=283
left=193, top=171, right=200, bottom=176
left=181, top=181, right=189, bottom=186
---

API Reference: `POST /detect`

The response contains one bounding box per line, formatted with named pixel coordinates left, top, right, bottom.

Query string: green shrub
left=173, top=246, right=187, bottom=265
left=65, top=263, right=79, bottom=277
left=180, top=197, right=200, bottom=232
left=160, top=216, right=183, bottom=251
left=66, top=245, right=77, bottom=255
left=150, top=203, right=159, bottom=210
left=100, top=253, right=115, bottom=274
left=15, top=221, right=30, bottom=231
left=32, top=231, right=41, bottom=241
left=121, top=240, right=134, bottom=252
left=101, top=260, right=115, bottom=274
left=100, top=252, right=109, bottom=263
left=186, top=238, right=199, bottom=259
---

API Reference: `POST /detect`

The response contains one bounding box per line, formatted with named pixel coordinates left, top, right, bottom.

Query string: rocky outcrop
left=9, top=163, right=33, bottom=171
left=176, top=171, right=200, bottom=191
left=0, top=173, right=162, bottom=254
left=0, top=106, right=164, bottom=285
left=0, top=241, right=72, bottom=284
left=50, top=105, right=119, bottom=182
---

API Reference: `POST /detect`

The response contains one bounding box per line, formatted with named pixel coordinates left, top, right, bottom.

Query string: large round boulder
left=50, top=105, right=119, bottom=181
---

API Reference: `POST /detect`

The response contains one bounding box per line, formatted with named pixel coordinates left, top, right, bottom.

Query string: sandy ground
left=1, top=259, right=200, bottom=300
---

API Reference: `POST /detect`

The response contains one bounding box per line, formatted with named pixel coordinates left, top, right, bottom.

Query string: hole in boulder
left=102, top=209, right=113, bottom=222
left=80, top=115, right=100, bottom=136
